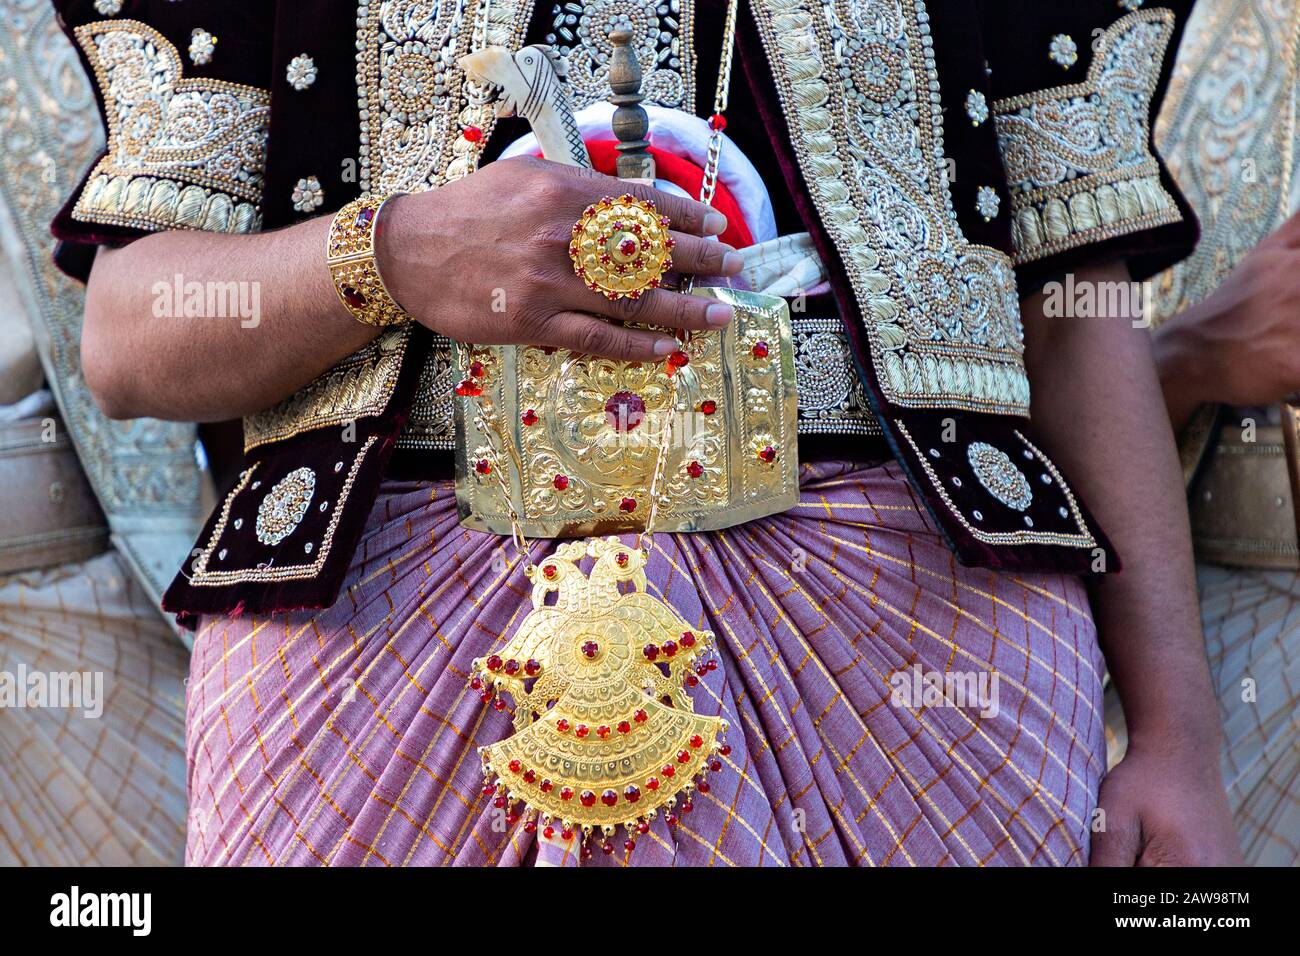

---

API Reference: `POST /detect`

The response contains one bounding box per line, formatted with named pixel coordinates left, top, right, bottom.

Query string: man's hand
left=1091, top=740, right=1242, bottom=866
left=1155, top=209, right=1300, bottom=429
left=378, top=155, right=742, bottom=361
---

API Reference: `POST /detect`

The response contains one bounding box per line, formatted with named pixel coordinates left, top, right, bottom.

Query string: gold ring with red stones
left=569, top=194, right=674, bottom=301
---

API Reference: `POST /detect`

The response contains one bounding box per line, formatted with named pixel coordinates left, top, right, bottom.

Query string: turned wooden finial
left=608, top=29, right=655, bottom=181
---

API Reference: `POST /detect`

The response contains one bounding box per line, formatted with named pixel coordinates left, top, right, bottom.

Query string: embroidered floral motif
left=1049, top=34, right=1078, bottom=69
left=93, top=0, right=123, bottom=15
left=357, top=0, right=534, bottom=195
left=965, top=89, right=989, bottom=126
left=993, top=10, right=1182, bottom=265
left=189, top=28, right=216, bottom=66
left=791, top=318, right=879, bottom=436
left=71, top=20, right=268, bottom=234
left=750, top=0, right=1028, bottom=416
left=255, top=468, right=316, bottom=546
left=1148, top=0, right=1300, bottom=326
left=546, top=0, right=695, bottom=110
left=292, top=175, right=323, bottom=212
left=967, top=442, right=1033, bottom=511
left=976, top=186, right=1001, bottom=221
left=287, top=54, right=317, bottom=91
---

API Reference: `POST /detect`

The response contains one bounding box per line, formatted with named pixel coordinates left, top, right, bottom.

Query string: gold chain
left=465, top=0, right=740, bottom=568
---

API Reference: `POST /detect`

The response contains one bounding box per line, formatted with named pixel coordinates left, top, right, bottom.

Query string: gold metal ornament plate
left=472, top=537, right=727, bottom=833
left=454, top=286, right=800, bottom=536
left=569, top=193, right=674, bottom=300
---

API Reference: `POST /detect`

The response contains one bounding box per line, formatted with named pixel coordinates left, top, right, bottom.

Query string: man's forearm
left=82, top=213, right=377, bottom=422
left=1022, top=262, right=1221, bottom=756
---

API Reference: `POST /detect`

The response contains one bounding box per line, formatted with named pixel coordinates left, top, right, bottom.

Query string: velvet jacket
left=49, top=0, right=1198, bottom=625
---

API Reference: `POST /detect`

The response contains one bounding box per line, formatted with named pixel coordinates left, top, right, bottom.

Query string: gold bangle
left=326, top=193, right=412, bottom=327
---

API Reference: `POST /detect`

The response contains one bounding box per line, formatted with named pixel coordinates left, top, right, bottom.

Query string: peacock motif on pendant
left=472, top=538, right=727, bottom=834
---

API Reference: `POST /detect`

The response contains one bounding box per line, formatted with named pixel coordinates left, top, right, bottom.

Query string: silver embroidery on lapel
left=750, top=0, right=1028, bottom=416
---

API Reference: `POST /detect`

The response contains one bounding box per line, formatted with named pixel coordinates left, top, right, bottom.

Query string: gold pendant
left=472, top=536, right=728, bottom=846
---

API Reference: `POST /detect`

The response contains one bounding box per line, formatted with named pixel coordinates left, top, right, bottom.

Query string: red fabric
left=536, top=139, right=755, bottom=249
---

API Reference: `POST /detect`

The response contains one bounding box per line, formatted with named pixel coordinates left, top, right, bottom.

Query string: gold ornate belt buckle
left=454, top=286, right=799, bottom=537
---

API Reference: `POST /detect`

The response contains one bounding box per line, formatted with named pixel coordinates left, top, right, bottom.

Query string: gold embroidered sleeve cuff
left=326, top=194, right=413, bottom=327
left=992, top=9, right=1183, bottom=266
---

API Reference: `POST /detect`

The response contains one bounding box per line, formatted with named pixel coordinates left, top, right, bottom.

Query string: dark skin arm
left=81, top=157, right=738, bottom=421
left=1023, top=260, right=1240, bottom=865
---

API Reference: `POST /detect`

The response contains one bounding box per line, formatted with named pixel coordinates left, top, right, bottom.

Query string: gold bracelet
left=326, top=193, right=412, bottom=327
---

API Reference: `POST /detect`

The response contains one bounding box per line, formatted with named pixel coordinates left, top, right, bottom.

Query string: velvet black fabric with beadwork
left=50, top=0, right=1201, bottom=619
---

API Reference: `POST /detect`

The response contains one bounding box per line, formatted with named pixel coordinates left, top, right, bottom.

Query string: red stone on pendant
left=752, top=341, right=770, bottom=359
left=690, top=734, right=704, bottom=749
left=680, top=631, right=696, bottom=647
left=596, top=725, right=611, bottom=739
left=700, top=399, right=718, bottom=415
left=581, top=640, right=600, bottom=659
left=710, top=759, right=722, bottom=772
left=486, top=655, right=503, bottom=672
left=540, top=778, right=554, bottom=792
left=709, top=113, right=727, bottom=131
left=522, top=408, right=539, bottom=426
left=681, top=800, right=693, bottom=814
left=469, top=360, right=485, bottom=378
left=646, top=776, right=660, bottom=791
left=543, top=826, right=555, bottom=839
left=576, top=724, right=590, bottom=738
left=469, top=676, right=483, bottom=690
left=553, top=474, right=570, bottom=491
left=524, top=820, right=537, bottom=834
left=580, top=790, right=597, bottom=807
left=508, top=759, right=522, bottom=773
left=542, top=564, right=558, bottom=579
left=455, top=378, right=482, bottom=397
left=662, top=765, right=676, bottom=778
left=624, top=785, right=641, bottom=803
left=637, top=821, right=650, bottom=834
left=493, top=698, right=506, bottom=711
left=601, top=789, right=618, bottom=807
left=602, top=841, right=615, bottom=855
left=666, top=813, right=679, bottom=827
left=561, top=827, right=574, bottom=841
left=643, top=643, right=659, bottom=662
left=624, top=839, right=636, bottom=854
left=479, top=691, right=493, bottom=703
left=758, top=445, right=778, bottom=463
left=462, top=125, right=484, bottom=143
left=342, top=286, right=368, bottom=310
left=556, top=718, right=569, bottom=732
left=475, top=458, right=491, bottom=475
left=719, top=745, right=731, bottom=756
left=634, top=708, right=648, bottom=723
left=677, top=749, right=691, bottom=764
left=502, top=658, right=520, bottom=675
left=617, top=720, right=631, bottom=734
left=522, top=769, right=536, bottom=784
left=686, top=460, right=704, bottom=479
left=616, top=552, right=629, bottom=567
left=685, top=673, right=699, bottom=687
left=604, top=390, right=647, bottom=432
left=697, top=781, right=711, bottom=794
left=493, top=795, right=506, bottom=809
left=560, top=786, right=575, bottom=801
left=661, top=639, right=678, bottom=657
left=618, top=236, right=638, bottom=257
left=353, top=207, right=375, bottom=229
left=668, top=350, right=690, bottom=369
left=524, top=658, right=541, bottom=676
left=619, top=497, right=637, bottom=513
